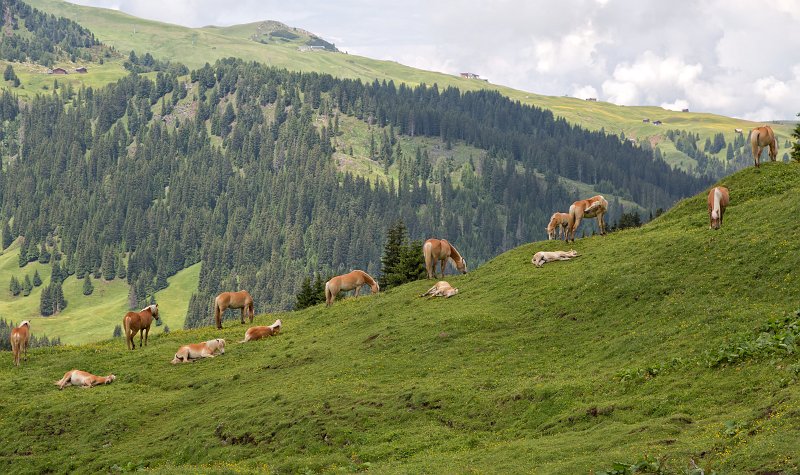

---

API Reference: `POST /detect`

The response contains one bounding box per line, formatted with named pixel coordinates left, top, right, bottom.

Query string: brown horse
left=546, top=212, right=570, bottom=240
left=325, top=270, right=379, bottom=306
left=214, top=290, right=254, bottom=329
left=707, top=186, right=730, bottom=230
left=10, top=320, right=30, bottom=367
left=423, top=238, right=467, bottom=279
left=55, top=370, right=115, bottom=389
left=419, top=281, right=459, bottom=298
left=240, top=319, right=282, bottom=343
left=123, top=304, right=160, bottom=350
left=750, top=125, right=777, bottom=167
left=567, top=195, right=608, bottom=242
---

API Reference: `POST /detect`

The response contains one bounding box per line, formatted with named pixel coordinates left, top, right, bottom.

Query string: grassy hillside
left=0, top=246, right=199, bottom=344
left=23, top=0, right=794, bottom=172
left=1, top=162, right=798, bottom=473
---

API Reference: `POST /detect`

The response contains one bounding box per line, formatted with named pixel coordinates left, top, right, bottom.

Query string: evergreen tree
left=313, top=273, right=326, bottom=306
left=38, top=243, right=50, bottom=264
left=113, top=324, right=122, bottom=338
left=163, top=325, right=170, bottom=334
left=127, top=285, right=138, bottom=310
left=792, top=112, right=800, bottom=163
left=39, top=285, right=53, bottom=316
left=1, top=221, right=12, bottom=249
left=83, top=274, right=94, bottom=295
left=295, top=276, right=315, bottom=310
left=101, top=248, right=116, bottom=280
left=33, top=269, right=42, bottom=287
left=116, top=256, right=127, bottom=280
left=9, top=276, right=20, bottom=296
left=18, top=247, right=27, bottom=268
left=380, top=221, right=425, bottom=290
left=22, top=274, right=33, bottom=296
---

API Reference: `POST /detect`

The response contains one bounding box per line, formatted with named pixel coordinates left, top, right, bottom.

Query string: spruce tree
left=113, top=324, right=122, bottom=338
left=295, top=276, right=314, bottom=310
left=102, top=248, right=116, bottom=280
left=313, top=273, right=326, bottom=306
left=33, top=269, right=42, bottom=287
left=792, top=112, right=800, bottom=163
left=38, top=243, right=50, bottom=264
left=40, top=285, right=53, bottom=316
left=22, top=275, right=33, bottom=296
left=18, top=248, right=27, bottom=268
left=1, top=221, right=11, bottom=249
left=52, top=282, right=66, bottom=314
left=83, top=274, right=94, bottom=295
left=9, top=276, right=20, bottom=296
left=117, top=256, right=127, bottom=280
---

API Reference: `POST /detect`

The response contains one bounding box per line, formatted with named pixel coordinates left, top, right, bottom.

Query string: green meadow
left=1, top=163, right=798, bottom=473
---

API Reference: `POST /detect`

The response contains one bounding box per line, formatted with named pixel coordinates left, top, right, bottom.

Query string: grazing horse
left=531, top=250, right=579, bottom=268
left=707, top=186, right=730, bottom=230
left=423, top=238, right=467, bottom=279
left=240, top=319, right=282, bottom=343
left=123, top=304, right=160, bottom=350
left=546, top=212, right=570, bottom=240
left=171, top=339, right=226, bottom=364
left=567, top=195, right=608, bottom=242
left=419, top=281, right=459, bottom=298
left=325, top=270, right=379, bottom=307
left=55, top=370, right=115, bottom=389
left=214, top=290, right=254, bottom=330
left=750, top=125, right=777, bottom=167
left=10, top=320, right=30, bottom=367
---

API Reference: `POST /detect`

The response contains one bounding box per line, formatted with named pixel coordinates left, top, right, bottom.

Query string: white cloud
left=661, top=99, right=689, bottom=112
left=65, top=0, right=800, bottom=120
left=571, top=85, right=599, bottom=100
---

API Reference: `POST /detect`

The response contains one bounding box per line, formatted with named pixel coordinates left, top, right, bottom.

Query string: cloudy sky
left=69, top=0, right=800, bottom=121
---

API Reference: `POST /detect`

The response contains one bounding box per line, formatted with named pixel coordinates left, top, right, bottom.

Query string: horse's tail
left=122, top=315, right=130, bottom=338
left=422, top=240, right=433, bottom=276
left=324, top=281, right=332, bottom=306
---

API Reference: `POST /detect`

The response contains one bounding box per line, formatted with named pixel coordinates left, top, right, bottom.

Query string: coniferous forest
left=0, top=55, right=709, bottom=328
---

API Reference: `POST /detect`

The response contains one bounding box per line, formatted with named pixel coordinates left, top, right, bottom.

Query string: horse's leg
left=570, top=214, right=582, bottom=242
left=597, top=213, right=606, bottom=235
left=439, top=259, right=445, bottom=278
left=215, top=304, right=223, bottom=329
left=138, top=329, right=143, bottom=348
left=249, top=302, right=254, bottom=323
left=354, top=285, right=361, bottom=297
left=144, top=326, right=150, bottom=346
left=240, top=307, right=246, bottom=324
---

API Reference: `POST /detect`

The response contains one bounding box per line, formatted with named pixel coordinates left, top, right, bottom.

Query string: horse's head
left=216, top=338, right=226, bottom=354
left=106, top=375, right=116, bottom=384
left=19, top=320, right=30, bottom=329
left=151, top=304, right=160, bottom=320
left=371, top=282, right=380, bottom=294
left=458, top=259, right=467, bottom=274
left=546, top=226, right=555, bottom=240
left=710, top=210, right=721, bottom=230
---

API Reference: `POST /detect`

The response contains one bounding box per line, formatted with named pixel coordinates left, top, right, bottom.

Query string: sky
left=68, top=0, right=800, bottom=121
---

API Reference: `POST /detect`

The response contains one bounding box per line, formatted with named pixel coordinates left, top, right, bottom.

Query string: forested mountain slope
left=1, top=163, right=798, bottom=473
left=0, top=58, right=708, bottom=336
left=22, top=0, right=795, bottom=176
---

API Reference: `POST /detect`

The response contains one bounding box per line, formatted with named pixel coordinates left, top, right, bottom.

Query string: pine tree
left=116, top=256, right=127, bottom=280
left=9, top=276, right=20, bottom=296
left=52, top=282, right=66, bottom=314
left=163, top=325, right=170, bottom=334
left=22, top=275, right=33, bottom=296
left=113, top=324, right=122, bottom=338
left=18, top=247, right=27, bottom=267
left=40, top=284, right=53, bottom=316
left=379, top=220, right=425, bottom=290
left=33, top=269, right=42, bottom=287
left=101, top=248, right=116, bottom=280
left=313, top=273, right=326, bottom=306
left=295, top=276, right=315, bottom=310
left=38, top=243, right=51, bottom=264
left=1, top=221, right=12, bottom=249
left=83, top=274, right=94, bottom=295
left=127, top=285, right=138, bottom=310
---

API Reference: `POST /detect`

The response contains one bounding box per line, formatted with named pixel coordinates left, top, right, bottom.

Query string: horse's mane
left=448, top=242, right=464, bottom=264
left=357, top=270, right=376, bottom=286
left=141, top=304, right=156, bottom=313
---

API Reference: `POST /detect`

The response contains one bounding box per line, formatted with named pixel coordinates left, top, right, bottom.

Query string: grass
left=0, top=246, right=199, bottom=344
left=1, top=162, right=798, bottom=473
left=21, top=0, right=796, bottom=173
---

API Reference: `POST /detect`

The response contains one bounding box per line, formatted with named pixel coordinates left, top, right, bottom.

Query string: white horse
left=531, top=250, right=579, bottom=267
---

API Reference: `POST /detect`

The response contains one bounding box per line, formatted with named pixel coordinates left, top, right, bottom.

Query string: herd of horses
left=6, top=125, right=779, bottom=385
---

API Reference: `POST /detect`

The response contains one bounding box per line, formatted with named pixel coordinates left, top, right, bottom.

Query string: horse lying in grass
left=123, top=304, right=160, bottom=350
left=531, top=250, right=579, bottom=268
left=750, top=125, right=777, bottom=167
left=10, top=320, right=30, bottom=367
left=567, top=195, right=608, bottom=242
left=240, top=319, right=282, bottom=343
left=419, top=281, right=459, bottom=298
left=55, top=370, right=115, bottom=389
left=707, top=186, right=730, bottom=230
left=546, top=212, right=570, bottom=240
left=325, top=270, right=379, bottom=307
left=214, top=290, right=254, bottom=329
left=171, top=339, right=226, bottom=364
left=423, top=238, right=467, bottom=279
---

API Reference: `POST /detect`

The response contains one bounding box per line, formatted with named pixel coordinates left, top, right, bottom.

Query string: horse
left=546, top=212, right=570, bottom=240
left=123, top=304, right=160, bottom=350
left=707, top=186, right=730, bottom=230
left=325, top=270, right=379, bottom=307
left=10, top=320, right=30, bottom=367
left=171, top=339, right=226, bottom=364
left=55, top=370, right=115, bottom=389
left=531, top=250, right=579, bottom=268
left=240, top=319, right=282, bottom=343
left=214, top=290, right=254, bottom=330
left=567, top=195, right=608, bottom=242
left=423, top=238, right=467, bottom=279
left=419, top=281, right=459, bottom=298
left=750, top=125, right=777, bottom=167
